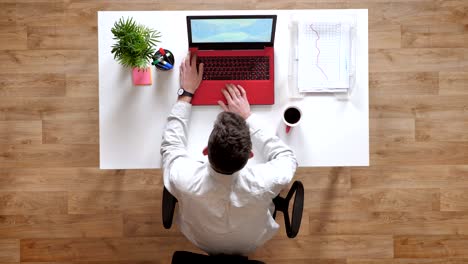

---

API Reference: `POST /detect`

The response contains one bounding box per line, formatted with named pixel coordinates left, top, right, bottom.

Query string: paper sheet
left=297, top=21, right=351, bottom=92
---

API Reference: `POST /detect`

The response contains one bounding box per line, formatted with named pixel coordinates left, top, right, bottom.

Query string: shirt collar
left=208, top=164, right=239, bottom=178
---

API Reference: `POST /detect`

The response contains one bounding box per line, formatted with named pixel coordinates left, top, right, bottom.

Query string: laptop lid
left=187, top=15, right=277, bottom=50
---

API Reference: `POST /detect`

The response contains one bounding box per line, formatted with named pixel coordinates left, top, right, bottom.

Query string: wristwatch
left=177, top=88, right=194, bottom=97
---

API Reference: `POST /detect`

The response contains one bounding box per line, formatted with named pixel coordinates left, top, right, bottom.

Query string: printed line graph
left=309, top=24, right=328, bottom=80
left=297, top=20, right=351, bottom=91
left=305, top=23, right=342, bottom=80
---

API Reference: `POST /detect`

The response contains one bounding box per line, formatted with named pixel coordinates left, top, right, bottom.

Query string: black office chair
left=162, top=180, right=304, bottom=264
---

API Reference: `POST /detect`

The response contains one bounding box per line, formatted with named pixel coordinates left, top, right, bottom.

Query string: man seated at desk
left=161, top=53, right=297, bottom=255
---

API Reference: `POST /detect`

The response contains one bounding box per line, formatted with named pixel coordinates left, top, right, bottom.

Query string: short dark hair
left=208, top=112, right=252, bottom=174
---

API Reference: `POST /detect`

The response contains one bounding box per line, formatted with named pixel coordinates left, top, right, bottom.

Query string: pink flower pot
left=132, top=67, right=152, bottom=85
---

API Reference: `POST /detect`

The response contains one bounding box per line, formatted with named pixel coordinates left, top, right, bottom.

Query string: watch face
left=177, top=88, right=184, bottom=95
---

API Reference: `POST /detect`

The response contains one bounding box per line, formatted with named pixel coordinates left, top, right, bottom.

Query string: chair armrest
left=162, top=187, right=178, bottom=229
left=272, top=181, right=304, bottom=238
left=288, top=181, right=304, bottom=238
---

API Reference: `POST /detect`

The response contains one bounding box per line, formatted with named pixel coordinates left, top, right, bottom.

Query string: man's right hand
left=218, top=84, right=251, bottom=120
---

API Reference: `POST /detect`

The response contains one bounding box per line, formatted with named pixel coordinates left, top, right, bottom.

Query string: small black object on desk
left=152, top=48, right=175, bottom=71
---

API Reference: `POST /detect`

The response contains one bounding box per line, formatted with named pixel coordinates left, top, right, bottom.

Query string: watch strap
left=179, top=88, right=194, bottom=97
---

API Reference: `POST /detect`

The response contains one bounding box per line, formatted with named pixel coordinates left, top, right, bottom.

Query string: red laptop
left=187, top=15, right=277, bottom=105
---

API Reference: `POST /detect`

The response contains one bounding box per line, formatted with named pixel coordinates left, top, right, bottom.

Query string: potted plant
left=111, top=17, right=161, bottom=85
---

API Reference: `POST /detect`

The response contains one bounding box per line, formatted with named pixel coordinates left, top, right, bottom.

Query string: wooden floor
left=0, top=0, right=468, bottom=263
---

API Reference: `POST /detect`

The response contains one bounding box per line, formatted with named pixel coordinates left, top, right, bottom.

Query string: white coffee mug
left=282, top=105, right=302, bottom=133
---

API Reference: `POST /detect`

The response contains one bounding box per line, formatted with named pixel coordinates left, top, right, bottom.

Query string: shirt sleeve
left=160, top=101, right=198, bottom=197
left=245, top=114, right=298, bottom=198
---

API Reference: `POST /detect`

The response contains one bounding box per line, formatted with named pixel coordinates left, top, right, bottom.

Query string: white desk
left=98, top=10, right=369, bottom=169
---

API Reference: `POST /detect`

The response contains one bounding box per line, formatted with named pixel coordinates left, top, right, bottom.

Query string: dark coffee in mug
left=284, top=107, right=301, bottom=125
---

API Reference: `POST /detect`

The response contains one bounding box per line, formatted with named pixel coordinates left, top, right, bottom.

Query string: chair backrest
left=162, top=181, right=305, bottom=263
left=172, top=251, right=265, bottom=264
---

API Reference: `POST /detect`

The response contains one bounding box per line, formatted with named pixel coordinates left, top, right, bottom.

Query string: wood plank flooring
left=1, top=0, right=467, bottom=263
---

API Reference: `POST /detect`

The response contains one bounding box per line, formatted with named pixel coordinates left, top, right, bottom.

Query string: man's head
left=208, top=112, right=252, bottom=174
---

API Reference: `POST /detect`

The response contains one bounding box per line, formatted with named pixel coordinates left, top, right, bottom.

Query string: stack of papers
left=296, top=20, right=352, bottom=93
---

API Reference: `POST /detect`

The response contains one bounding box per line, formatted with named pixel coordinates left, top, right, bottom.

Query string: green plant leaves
left=110, top=17, right=161, bottom=69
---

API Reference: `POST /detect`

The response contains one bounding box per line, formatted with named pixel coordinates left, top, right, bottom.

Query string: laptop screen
left=187, top=15, right=277, bottom=49
left=191, top=18, right=274, bottom=43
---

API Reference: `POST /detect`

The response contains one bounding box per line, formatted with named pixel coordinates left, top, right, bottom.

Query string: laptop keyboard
left=197, top=56, right=270, bottom=80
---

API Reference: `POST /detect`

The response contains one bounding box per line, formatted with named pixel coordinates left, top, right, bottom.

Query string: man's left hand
left=180, top=52, right=204, bottom=95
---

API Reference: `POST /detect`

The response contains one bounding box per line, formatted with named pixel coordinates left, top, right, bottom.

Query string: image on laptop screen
left=191, top=18, right=274, bottom=43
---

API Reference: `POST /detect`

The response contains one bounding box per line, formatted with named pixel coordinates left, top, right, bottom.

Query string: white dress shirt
left=161, top=101, right=297, bottom=255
